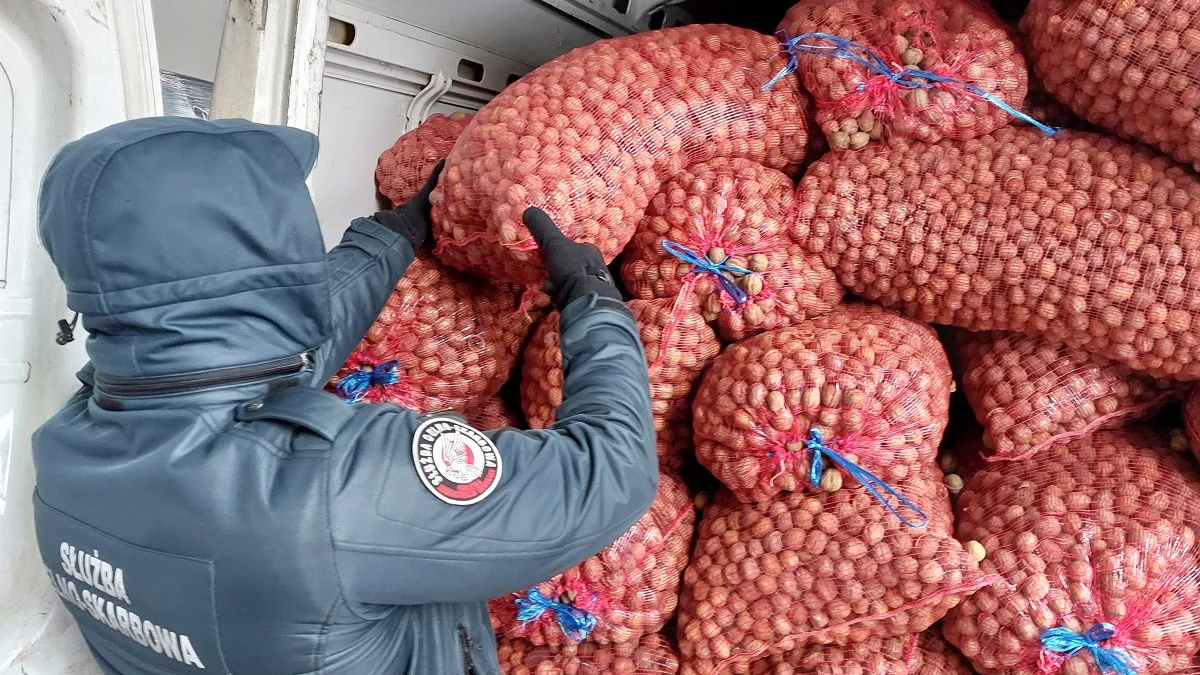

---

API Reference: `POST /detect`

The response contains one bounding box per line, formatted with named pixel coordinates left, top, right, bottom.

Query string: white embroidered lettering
left=100, top=561, right=115, bottom=597
left=51, top=539, right=207, bottom=669
left=160, top=629, right=182, bottom=662
left=128, top=611, right=149, bottom=647
left=144, top=621, right=163, bottom=654
left=180, top=636, right=206, bottom=669
left=113, top=568, right=130, bottom=604
left=115, top=606, right=134, bottom=639
left=105, top=601, right=120, bottom=632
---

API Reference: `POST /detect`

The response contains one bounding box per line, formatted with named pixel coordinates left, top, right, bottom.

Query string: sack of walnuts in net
left=675, top=476, right=994, bottom=675
left=773, top=0, right=1029, bottom=150
left=329, top=252, right=542, bottom=412
left=490, top=472, right=694, bottom=646
left=798, top=126, right=1200, bottom=380
left=464, top=396, right=521, bottom=431
left=621, top=159, right=843, bottom=342
left=956, top=330, right=1181, bottom=462
left=430, top=25, right=815, bottom=284
left=1021, top=0, right=1200, bottom=172
left=943, top=425, right=1200, bottom=675
left=497, top=633, right=680, bottom=675
left=522, top=298, right=721, bottom=469
left=375, top=112, right=471, bottom=207
left=692, top=303, right=952, bottom=506
left=746, top=629, right=973, bottom=675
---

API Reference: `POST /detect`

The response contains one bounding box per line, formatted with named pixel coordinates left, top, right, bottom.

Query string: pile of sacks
left=342, top=1, right=1200, bottom=670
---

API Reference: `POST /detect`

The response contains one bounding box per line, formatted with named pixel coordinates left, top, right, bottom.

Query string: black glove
left=523, top=207, right=622, bottom=311
left=370, top=160, right=444, bottom=250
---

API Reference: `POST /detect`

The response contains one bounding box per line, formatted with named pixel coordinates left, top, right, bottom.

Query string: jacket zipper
left=458, top=626, right=478, bottom=675
left=93, top=352, right=312, bottom=397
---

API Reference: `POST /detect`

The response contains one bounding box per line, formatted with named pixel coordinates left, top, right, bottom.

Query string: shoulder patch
left=411, top=417, right=502, bottom=505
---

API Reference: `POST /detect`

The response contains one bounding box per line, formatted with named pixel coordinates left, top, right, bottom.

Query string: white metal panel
left=352, top=0, right=604, bottom=65
left=0, top=63, right=10, bottom=291
left=0, top=1, right=155, bottom=674
left=150, top=0, right=228, bottom=81
left=310, top=1, right=546, bottom=248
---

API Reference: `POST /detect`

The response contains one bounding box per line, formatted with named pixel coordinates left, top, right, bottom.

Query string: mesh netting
left=774, top=0, right=1028, bottom=150
left=747, top=629, right=973, bottom=675
left=375, top=113, right=471, bottom=207
left=430, top=25, right=816, bottom=284
left=1021, top=0, right=1200, bottom=171
left=497, top=633, right=680, bottom=675
left=676, top=475, right=993, bottom=675
left=521, top=298, right=721, bottom=469
left=798, top=126, right=1200, bottom=380
left=490, top=472, right=694, bottom=646
left=621, top=158, right=843, bottom=342
left=956, top=330, right=1181, bottom=462
left=464, top=395, right=521, bottom=431
left=944, top=426, right=1200, bottom=675
left=329, top=252, right=542, bottom=412
left=692, top=303, right=952, bottom=506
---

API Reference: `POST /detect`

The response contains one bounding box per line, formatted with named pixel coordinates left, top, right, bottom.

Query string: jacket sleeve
left=326, top=295, right=658, bottom=606
left=311, top=218, right=415, bottom=384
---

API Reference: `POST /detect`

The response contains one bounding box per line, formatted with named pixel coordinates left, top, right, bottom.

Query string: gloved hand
left=523, top=207, right=622, bottom=310
left=370, top=160, right=444, bottom=250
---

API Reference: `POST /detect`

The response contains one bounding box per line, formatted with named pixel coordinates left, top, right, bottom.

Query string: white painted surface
left=308, top=1, right=585, bottom=248
left=352, top=0, right=603, bottom=65
left=0, top=2, right=152, bottom=674
left=150, top=0, right=227, bottom=81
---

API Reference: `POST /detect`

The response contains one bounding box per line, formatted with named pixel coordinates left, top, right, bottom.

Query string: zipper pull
left=56, top=312, right=81, bottom=345
left=458, top=626, right=479, bottom=675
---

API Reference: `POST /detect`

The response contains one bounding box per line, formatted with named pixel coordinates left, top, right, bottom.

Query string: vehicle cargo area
left=5, top=0, right=1200, bottom=674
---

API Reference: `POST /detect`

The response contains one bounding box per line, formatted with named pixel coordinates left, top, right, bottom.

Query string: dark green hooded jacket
left=31, top=117, right=657, bottom=675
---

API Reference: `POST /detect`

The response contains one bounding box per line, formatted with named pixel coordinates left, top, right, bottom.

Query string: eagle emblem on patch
left=412, top=417, right=502, bottom=505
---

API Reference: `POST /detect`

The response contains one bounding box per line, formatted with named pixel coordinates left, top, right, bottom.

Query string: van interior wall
left=149, top=0, right=605, bottom=249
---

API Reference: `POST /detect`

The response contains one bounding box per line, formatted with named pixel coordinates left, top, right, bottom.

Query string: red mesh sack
left=375, top=113, right=471, bottom=207
left=944, top=426, right=1200, bottom=675
left=748, top=630, right=973, bottom=675
left=956, top=330, right=1181, bottom=462
left=522, top=298, right=721, bottom=468
left=692, top=303, right=953, bottom=506
left=490, top=472, right=694, bottom=646
left=329, top=252, right=541, bottom=411
left=465, top=396, right=521, bottom=431
left=497, top=634, right=680, bottom=675
left=773, top=0, right=1029, bottom=150
left=1021, top=0, right=1200, bottom=172
left=621, top=159, right=843, bottom=341
left=430, top=25, right=815, bottom=284
left=798, top=126, right=1200, bottom=380
left=675, top=476, right=995, bottom=675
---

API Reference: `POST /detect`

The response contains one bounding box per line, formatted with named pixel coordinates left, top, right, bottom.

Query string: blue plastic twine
left=764, top=32, right=1059, bottom=136
left=661, top=239, right=754, bottom=306
left=515, top=588, right=597, bottom=642
left=336, top=360, right=400, bottom=403
left=805, top=428, right=928, bottom=528
left=1041, top=624, right=1136, bottom=675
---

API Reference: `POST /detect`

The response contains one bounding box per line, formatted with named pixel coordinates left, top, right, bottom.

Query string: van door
left=0, top=2, right=157, bottom=674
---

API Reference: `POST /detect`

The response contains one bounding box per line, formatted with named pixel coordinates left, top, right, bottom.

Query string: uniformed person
left=32, top=117, right=657, bottom=674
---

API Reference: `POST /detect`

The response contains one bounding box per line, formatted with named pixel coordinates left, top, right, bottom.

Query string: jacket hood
left=38, top=117, right=331, bottom=381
